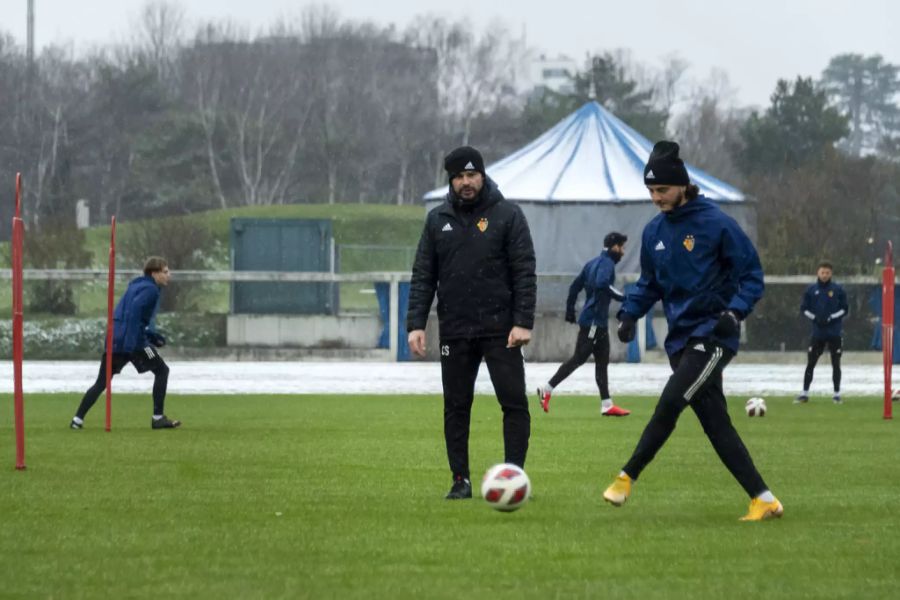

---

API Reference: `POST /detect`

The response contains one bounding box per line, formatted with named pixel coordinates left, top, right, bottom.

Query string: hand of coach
left=408, top=329, right=426, bottom=358
left=408, top=325, right=531, bottom=357
left=506, top=326, right=531, bottom=349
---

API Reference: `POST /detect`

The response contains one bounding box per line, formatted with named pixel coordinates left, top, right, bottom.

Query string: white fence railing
left=1, top=270, right=896, bottom=362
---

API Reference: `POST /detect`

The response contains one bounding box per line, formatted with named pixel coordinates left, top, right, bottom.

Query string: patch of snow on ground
left=0, top=360, right=892, bottom=397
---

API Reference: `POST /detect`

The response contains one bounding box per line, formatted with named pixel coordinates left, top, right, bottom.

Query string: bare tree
left=671, top=70, right=747, bottom=186
left=368, top=40, right=439, bottom=204
left=78, top=44, right=172, bottom=224
left=18, top=45, right=96, bottom=230
left=184, top=22, right=316, bottom=207
left=657, top=54, right=689, bottom=118
left=405, top=17, right=525, bottom=184
left=133, top=0, right=185, bottom=88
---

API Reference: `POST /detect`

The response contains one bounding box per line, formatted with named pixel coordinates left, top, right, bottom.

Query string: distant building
left=527, top=55, right=578, bottom=95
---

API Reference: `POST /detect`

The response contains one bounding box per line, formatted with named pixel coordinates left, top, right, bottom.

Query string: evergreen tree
left=737, top=76, right=848, bottom=175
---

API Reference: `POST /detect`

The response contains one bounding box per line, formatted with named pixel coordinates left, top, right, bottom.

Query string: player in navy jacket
left=601, top=141, right=782, bottom=522
left=70, top=257, right=181, bottom=430
left=796, top=261, right=848, bottom=403
left=537, top=232, right=630, bottom=416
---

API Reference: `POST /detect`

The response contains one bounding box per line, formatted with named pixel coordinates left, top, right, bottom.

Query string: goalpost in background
left=884, top=241, right=895, bottom=420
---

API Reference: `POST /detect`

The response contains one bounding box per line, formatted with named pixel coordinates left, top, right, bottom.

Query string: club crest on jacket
left=683, top=235, right=695, bottom=252
left=477, top=218, right=489, bottom=233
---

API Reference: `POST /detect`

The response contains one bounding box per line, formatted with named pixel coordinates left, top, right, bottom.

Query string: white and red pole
left=12, top=173, right=25, bottom=469
left=884, top=241, right=895, bottom=420
left=105, top=216, right=116, bottom=432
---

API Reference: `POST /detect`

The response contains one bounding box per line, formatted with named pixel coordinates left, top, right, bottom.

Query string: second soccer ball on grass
left=745, top=397, right=767, bottom=417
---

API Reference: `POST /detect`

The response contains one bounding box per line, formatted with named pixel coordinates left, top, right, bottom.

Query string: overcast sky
left=4, top=0, right=898, bottom=108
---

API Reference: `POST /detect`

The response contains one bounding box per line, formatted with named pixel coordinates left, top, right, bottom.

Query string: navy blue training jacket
left=619, top=195, right=765, bottom=356
left=800, top=280, right=848, bottom=339
left=110, top=275, right=161, bottom=354
left=567, top=251, right=625, bottom=328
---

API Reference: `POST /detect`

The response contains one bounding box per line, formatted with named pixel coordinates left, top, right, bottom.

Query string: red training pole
left=14, top=172, right=21, bottom=219
left=12, top=215, right=25, bottom=470
left=884, top=241, right=895, bottom=420
left=105, top=217, right=116, bottom=432
left=12, top=173, right=25, bottom=468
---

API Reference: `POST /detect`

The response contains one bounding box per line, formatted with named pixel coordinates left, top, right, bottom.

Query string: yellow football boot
left=739, top=496, right=784, bottom=521
left=602, top=473, right=633, bottom=506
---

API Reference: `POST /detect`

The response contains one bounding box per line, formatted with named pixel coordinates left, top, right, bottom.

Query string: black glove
left=148, top=332, right=167, bottom=348
left=565, top=311, right=576, bottom=324
left=617, top=315, right=636, bottom=343
left=814, top=315, right=828, bottom=326
left=713, top=310, right=740, bottom=339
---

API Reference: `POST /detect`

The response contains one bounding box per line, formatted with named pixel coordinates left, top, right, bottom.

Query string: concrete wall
left=227, top=314, right=381, bottom=348
left=226, top=312, right=672, bottom=362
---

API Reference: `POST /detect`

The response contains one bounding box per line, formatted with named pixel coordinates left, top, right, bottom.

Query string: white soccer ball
left=481, top=463, right=531, bottom=512
left=745, top=397, right=767, bottom=417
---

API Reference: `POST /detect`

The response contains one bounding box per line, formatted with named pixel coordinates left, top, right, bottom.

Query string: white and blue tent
left=424, top=101, right=754, bottom=284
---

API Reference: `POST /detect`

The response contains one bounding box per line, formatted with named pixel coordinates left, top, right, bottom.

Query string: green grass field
left=1, top=393, right=898, bottom=599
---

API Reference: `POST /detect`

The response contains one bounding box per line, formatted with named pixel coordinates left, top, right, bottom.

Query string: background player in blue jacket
left=537, top=232, right=631, bottom=416
left=70, top=257, right=180, bottom=430
left=796, top=261, right=848, bottom=404
left=601, top=141, right=782, bottom=521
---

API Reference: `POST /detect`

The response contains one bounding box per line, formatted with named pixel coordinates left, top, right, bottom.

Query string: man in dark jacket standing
left=797, top=261, right=848, bottom=404
left=70, top=257, right=180, bottom=430
left=537, top=231, right=630, bottom=416
left=602, top=141, right=782, bottom=521
left=407, top=146, right=536, bottom=500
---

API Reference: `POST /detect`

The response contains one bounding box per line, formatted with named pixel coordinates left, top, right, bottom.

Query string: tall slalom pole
left=12, top=173, right=26, bottom=469
left=884, top=241, right=895, bottom=420
left=105, top=217, right=117, bottom=432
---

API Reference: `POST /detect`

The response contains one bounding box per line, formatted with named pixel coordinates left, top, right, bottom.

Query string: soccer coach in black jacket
left=407, top=146, right=537, bottom=500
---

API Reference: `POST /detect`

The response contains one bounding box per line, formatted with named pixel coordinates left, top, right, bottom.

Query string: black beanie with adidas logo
left=444, top=146, right=486, bottom=181
left=644, top=141, right=689, bottom=186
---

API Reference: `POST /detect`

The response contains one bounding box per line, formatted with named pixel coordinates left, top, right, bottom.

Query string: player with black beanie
left=601, top=141, right=782, bottom=521
left=407, top=146, right=536, bottom=500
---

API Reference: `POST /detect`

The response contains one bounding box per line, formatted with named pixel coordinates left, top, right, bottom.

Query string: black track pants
left=75, top=354, right=170, bottom=419
left=622, top=338, right=768, bottom=498
left=803, top=336, right=842, bottom=392
left=440, top=336, right=530, bottom=479
left=548, top=326, right=611, bottom=398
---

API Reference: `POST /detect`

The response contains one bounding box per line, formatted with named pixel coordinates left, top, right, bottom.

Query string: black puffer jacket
left=407, top=177, right=536, bottom=339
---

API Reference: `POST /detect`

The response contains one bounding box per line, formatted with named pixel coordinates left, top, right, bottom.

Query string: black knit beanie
left=444, top=146, right=486, bottom=181
left=644, top=141, right=689, bottom=186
